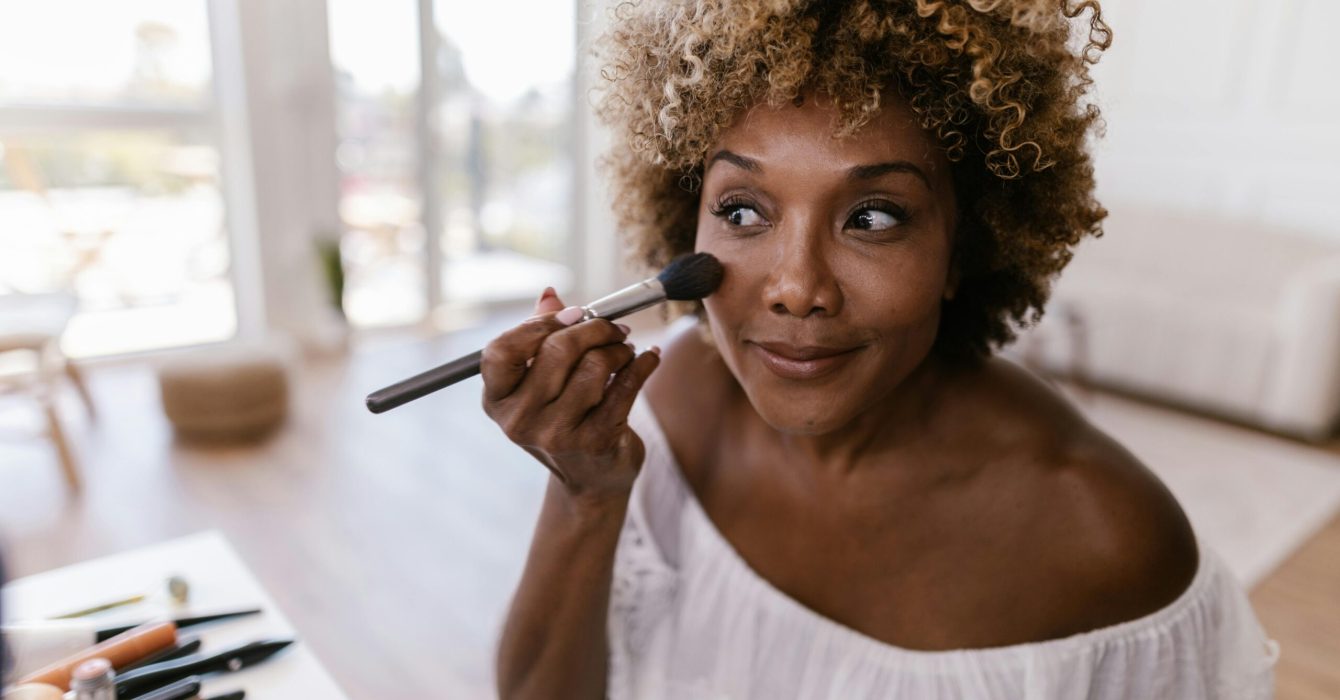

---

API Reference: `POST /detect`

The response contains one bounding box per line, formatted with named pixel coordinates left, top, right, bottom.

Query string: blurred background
left=0, top=0, right=601, bottom=357
left=1, top=0, right=1338, bottom=698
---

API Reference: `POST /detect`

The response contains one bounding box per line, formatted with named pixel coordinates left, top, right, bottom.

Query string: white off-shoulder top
left=607, top=394, right=1280, bottom=699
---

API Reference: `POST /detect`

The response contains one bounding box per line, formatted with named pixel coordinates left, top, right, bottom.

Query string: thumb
left=534, top=286, right=566, bottom=315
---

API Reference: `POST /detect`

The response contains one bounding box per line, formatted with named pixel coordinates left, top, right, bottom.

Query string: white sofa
left=1005, top=205, right=1340, bottom=442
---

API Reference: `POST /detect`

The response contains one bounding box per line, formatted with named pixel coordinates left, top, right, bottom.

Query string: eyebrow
left=707, top=149, right=761, bottom=173
left=706, top=149, right=931, bottom=189
left=847, top=161, right=931, bottom=189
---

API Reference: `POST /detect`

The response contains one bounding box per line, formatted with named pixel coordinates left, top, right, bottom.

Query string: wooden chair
left=0, top=291, right=95, bottom=491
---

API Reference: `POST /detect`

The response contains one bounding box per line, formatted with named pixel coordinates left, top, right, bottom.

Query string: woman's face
left=695, top=93, right=960, bottom=436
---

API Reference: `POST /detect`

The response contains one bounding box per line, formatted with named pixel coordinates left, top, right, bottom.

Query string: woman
left=488, top=0, right=1278, bottom=698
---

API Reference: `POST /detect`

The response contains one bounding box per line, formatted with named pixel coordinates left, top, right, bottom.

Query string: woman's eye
left=720, top=204, right=765, bottom=227
left=848, top=207, right=902, bottom=232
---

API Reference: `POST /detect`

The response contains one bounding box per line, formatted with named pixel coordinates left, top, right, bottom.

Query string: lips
left=748, top=340, right=863, bottom=380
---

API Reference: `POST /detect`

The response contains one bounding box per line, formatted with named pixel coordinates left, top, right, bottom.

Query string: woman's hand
left=481, top=288, right=661, bottom=506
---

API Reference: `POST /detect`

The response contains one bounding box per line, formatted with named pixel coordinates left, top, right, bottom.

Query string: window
left=433, top=0, right=575, bottom=306
left=0, top=1, right=236, bottom=357
left=329, top=0, right=577, bottom=329
left=328, top=0, right=426, bottom=328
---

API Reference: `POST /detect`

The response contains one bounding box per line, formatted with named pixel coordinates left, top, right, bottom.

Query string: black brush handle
left=115, top=639, right=292, bottom=698
left=365, top=276, right=675, bottom=414
left=125, top=676, right=202, bottom=700
left=121, top=637, right=203, bottom=672
left=364, top=294, right=651, bottom=414
left=364, top=253, right=720, bottom=415
left=365, top=350, right=483, bottom=413
left=97, top=609, right=263, bottom=642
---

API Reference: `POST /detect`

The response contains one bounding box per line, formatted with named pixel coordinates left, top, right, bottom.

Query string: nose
left=762, top=222, right=843, bottom=318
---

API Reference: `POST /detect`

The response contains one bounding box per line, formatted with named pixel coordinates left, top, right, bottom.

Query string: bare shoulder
left=964, top=356, right=1201, bottom=633
left=1044, top=436, right=1200, bottom=632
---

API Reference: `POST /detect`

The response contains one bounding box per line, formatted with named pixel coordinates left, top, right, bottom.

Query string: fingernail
left=556, top=306, right=584, bottom=325
left=626, top=341, right=636, bottom=352
left=650, top=345, right=662, bottom=356
left=616, top=323, right=631, bottom=335
left=539, top=286, right=556, bottom=302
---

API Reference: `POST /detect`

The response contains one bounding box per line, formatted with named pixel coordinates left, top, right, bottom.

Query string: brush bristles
left=657, top=252, right=724, bottom=301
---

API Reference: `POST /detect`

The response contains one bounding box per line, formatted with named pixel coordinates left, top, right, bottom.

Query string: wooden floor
left=1, top=316, right=1337, bottom=698
left=0, top=322, right=547, bottom=698
left=1251, top=512, right=1340, bottom=699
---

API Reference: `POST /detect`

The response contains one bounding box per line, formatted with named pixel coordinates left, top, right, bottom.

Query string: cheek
left=699, top=264, right=746, bottom=339
left=864, top=256, right=946, bottom=315
left=695, top=226, right=759, bottom=312
left=851, top=234, right=955, bottom=312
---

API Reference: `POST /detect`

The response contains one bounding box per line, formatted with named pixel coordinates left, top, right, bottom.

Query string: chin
left=742, top=388, right=863, bottom=436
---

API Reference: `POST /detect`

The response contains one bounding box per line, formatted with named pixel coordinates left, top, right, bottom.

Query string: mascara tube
left=69, top=658, right=116, bottom=700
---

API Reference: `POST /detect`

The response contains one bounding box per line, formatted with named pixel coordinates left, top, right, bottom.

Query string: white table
left=2, top=531, right=348, bottom=699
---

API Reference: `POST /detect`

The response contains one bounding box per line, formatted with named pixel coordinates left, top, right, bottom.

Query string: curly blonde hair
left=595, top=0, right=1112, bottom=361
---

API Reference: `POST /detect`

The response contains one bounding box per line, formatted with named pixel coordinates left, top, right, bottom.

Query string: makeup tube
left=1, top=620, right=99, bottom=680
left=16, top=622, right=176, bottom=691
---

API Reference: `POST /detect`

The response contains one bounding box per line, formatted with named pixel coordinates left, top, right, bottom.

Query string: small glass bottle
left=69, top=657, right=116, bottom=700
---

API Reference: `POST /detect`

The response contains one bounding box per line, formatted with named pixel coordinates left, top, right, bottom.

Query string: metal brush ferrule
left=581, top=279, right=666, bottom=321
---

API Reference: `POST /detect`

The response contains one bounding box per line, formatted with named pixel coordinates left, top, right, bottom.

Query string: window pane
left=434, top=0, right=575, bottom=305
left=0, top=130, right=236, bottom=357
left=0, top=1, right=211, bottom=106
left=329, top=0, right=427, bottom=328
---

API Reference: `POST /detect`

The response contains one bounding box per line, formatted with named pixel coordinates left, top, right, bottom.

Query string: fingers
left=522, top=318, right=631, bottom=404
left=546, top=341, right=637, bottom=420
left=480, top=313, right=571, bottom=402
left=478, top=287, right=586, bottom=403
left=482, top=286, right=650, bottom=457
left=533, top=286, right=565, bottom=316
left=588, top=346, right=661, bottom=428
left=481, top=286, right=628, bottom=405
left=487, top=286, right=570, bottom=399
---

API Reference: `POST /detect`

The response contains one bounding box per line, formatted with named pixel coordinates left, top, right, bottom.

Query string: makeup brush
left=96, top=609, right=262, bottom=643
left=124, top=675, right=202, bottom=700
left=113, top=639, right=293, bottom=698
left=365, top=252, right=724, bottom=414
left=119, top=637, right=202, bottom=672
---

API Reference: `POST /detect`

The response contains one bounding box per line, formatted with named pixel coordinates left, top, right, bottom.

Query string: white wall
left=1089, top=0, right=1340, bottom=238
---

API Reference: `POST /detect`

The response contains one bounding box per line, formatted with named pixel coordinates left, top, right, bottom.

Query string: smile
left=748, top=341, right=863, bottom=380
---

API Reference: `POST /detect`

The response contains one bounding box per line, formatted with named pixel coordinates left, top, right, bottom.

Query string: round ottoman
left=157, top=342, right=291, bottom=443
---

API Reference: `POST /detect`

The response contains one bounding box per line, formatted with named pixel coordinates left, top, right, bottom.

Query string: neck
left=764, top=350, right=958, bottom=483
